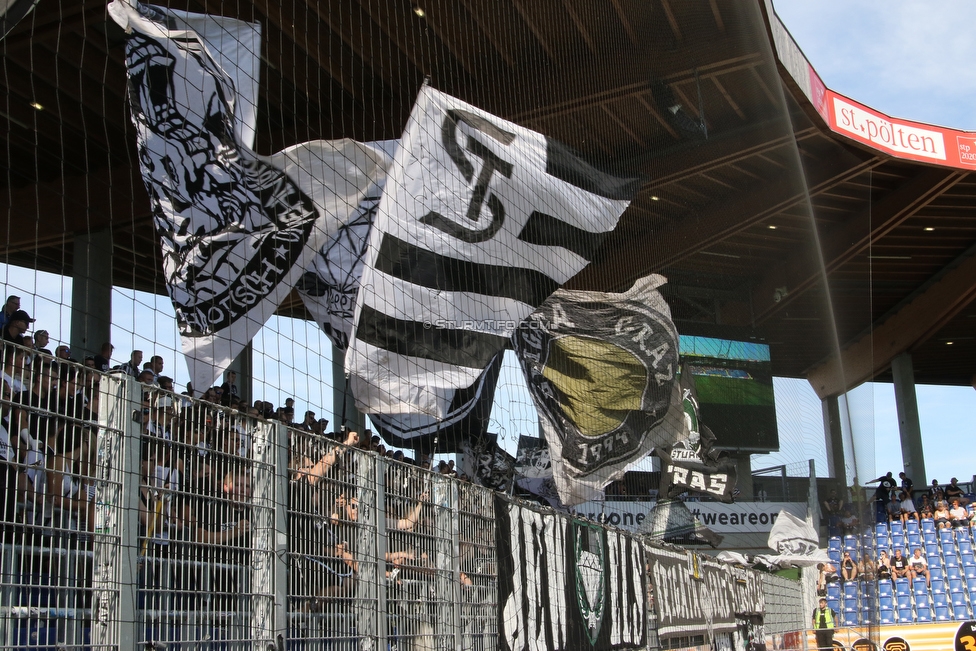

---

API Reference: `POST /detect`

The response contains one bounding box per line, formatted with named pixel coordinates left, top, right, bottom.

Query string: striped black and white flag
left=109, top=1, right=387, bottom=392
left=346, top=85, right=640, bottom=417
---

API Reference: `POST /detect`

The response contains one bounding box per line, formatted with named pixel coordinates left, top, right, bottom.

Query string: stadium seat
left=879, top=581, right=893, bottom=597
left=962, top=551, right=975, bottom=565
left=916, top=605, right=933, bottom=622
left=950, top=578, right=965, bottom=593
left=924, top=531, right=938, bottom=545
left=879, top=594, right=894, bottom=609
left=922, top=518, right=936, bottom=533
left=844, top=581, right=859, bottom=599
left=828, top=536, right=842, bottom=552
left=955, top=603, right=972, bottom=619
left=879, top=607, right=896, bottom=624
left=913, top=578, right=928, bottom=595
left=947, top=565, right=962, bottom=581
left=906, top=519, right=920, bottom=534
left=828, top=598, right=840, bottom=615
left=933, top=592, right=949, bottom=606
left=907, top=533, right=922, bottom=548
left=932, top=578, right=946, bottom=594
left=861, top=532, right=876, bottom=549
left=935, top=605, right=951, bottom=621
left=926, top=542, right=941, bottom=558
left=890, top=521, right=904, bottom=535
left=959, top=539, right=974, bottom=554
left=964, top=564, right=976, bottom=580
left=860, top=608, right=877, bottom=626
left=896, top=593, right=912, bottom=608
left=844, top=535, right=859, bottom=551
left=897, top=606, right=914, bottom=623
left=941, top=529, right=956, bottom=546
left=862, top=580, right=877, bottom=598
left=827, top=583, right=841, bottom=600
left=932, top=566, right=945, bottom=581
left=895, top=578, right=911, bottom=596
left=876, top=522, right=889, bottom=536
left=891, top=532, right=905, bottom=549
left=946, top=553, right=961, bottom=568
left=828, top=548, right=841, bottom=564
left=966, top=576, right=976, bottom=594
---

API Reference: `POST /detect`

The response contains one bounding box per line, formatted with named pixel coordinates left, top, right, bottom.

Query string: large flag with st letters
left=512, top=274, right=680, bottom=506
left=346, top=84, right=640, bottom=419
left=109, top=0, right=386, bottom=392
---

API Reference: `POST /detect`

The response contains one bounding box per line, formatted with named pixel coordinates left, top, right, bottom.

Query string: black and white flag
left=346, top=84, right=640, bottom=418
left=109, top=0, right=386, bottom=392
left=496, top=495, right=646, bottom=651
left=512, top=274, right=679, bottom=506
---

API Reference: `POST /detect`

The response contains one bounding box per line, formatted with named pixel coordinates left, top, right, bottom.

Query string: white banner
left=572, top=500, right=806, bottom=534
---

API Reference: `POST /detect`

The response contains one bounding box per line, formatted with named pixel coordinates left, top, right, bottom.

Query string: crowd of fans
left=1, top=294, right=496, bottom=647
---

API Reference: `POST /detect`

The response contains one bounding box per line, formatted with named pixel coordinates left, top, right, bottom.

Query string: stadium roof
left=2, top=0, right=974, bottom=397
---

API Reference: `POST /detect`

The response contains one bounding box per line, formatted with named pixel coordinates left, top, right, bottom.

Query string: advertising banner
left=571, top=500, right=806, bottom=535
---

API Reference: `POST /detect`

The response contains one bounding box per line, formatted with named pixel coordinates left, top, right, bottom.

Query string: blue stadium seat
left=879, top=594, right=894, bottom=610
left=950, top=578, right=965, bottom=593
left=896, top=593, right=912, bottom=608
left=897, top=606, right=914, bottom=623
left=895, top=578, right=912, bottom=596
left=941, top=529, right=956, bottom=545
left=947, top=565, right=963, bottom=580
left=828, top=536, right=842, bottom=552
left=932, top=578, right=946, bottom=594
left=861, top=532, right=876, bottom=549
left=906, top=519, right=920, bottom=534
left=917, top=605, right=933, bottom=622
left=964, top=564, right=976, bottom=580
left=879, top=607, right=896, bottom=624
left=935, top=605, right=951, bottom=621
left=860, top=608, right=877, bottom=625
left=877, top=522, right=890, bottom=536
left=862, top=581, right=877, bottom=599
left=924, top=531, right=938, bottom=545
left=828, top=548, right=841, bottom=564
left=955, top=603, right=972, bottom=620
left=908, top=533, right=923, bottom=548
left=932, top=566, right=946, bottom=581
left=844, top=535, right=859, bottom=551
left=966, top=576, right=976, bottom=593
left=947, top=552, right=961, bottom=566
left=844, top=581, right=859, bottom=599
left=926, top=542, right=941, bottom=558
left=828, top=598, right=841, bottom=614
left=890, top=521, right=904, bottom=535
left=876, top=533, right=890, bottom=549
left=922, top=518, right=936, bottom=533
left=879, top=581, right=894, bottom=597
left=913, top=578, right=929, bottom=594
left=933, top=592, right=949, bottom=606
left=957, top=526, right=974, bottom=543
left=959, top=539, right=974, bottom=554
left=891, top=533, right=906, bottom=549
left=961, top=551, right=975, bottom=565
left=827, top=583, right=841, bottom=600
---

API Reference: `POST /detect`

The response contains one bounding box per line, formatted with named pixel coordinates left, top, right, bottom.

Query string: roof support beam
left=724, top=167, right=966, bottom=326
left=806, top=248, right=976, bottom=399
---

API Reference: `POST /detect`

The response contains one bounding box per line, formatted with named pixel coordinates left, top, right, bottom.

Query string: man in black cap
left=2, top=309, right=34, bottom=344
left=811, top=596, right=836, bottom=650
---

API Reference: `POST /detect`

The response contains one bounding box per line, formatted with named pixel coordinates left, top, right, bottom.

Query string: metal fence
left=0, top=342, right=806, bottom=650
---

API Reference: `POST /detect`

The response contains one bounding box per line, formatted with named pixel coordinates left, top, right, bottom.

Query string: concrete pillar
left=891, top=352, right=927, bottom=487
left=822, top=395, right=846, bottom=480
left=70, top=230, right=113, bottom=360
left=332, top=343, right=365, bottom=433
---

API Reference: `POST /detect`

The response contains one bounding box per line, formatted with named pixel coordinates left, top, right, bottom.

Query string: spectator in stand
left=137, top=369, right=155, bottom=385
left=934, top=500, right=952, bottom=529
left=822, top=488, right=843, bottom=536
left=870, top=472, right=897, bottom=522
left=0, top=295, right=20, bottom=331
left=839, top=506, right=859, bottom=536
left=54, top=345, right=74, bottom=362
left=298, top=410, right=316, bottom=432
left=899, top=471, right=914, bottom=496
left=2, top=310, right=34, bottom=344
left=93, top=342, right=113, bottom=372
left=858, top=554, right=877, bottom=582
left=219, top=370, right=239, bottom=406
left=157, top=376, right=174, bottom=393
left=945, top=478, right=969, bottom=507
left=117, top=350, right=143, bottom=378
left=891, top=549, right=911, bottom=579
left=900, top=490, right=920, bottom=524
left=877, top=550, right=892, bottom=581
left=908, top=548, right=930, bottom=586
left=886, top=490, right=902, bottom=523
left=949, top=498, right=969, bottom=528
left=930, top=479, right=946, bottom=504
left=149, top=356, right=164, bottom=383
left=32, top=330, right=51, bottom=355
left=918, top=494, right=934, bottom=520
left=840, top=551, right=858, bottom=581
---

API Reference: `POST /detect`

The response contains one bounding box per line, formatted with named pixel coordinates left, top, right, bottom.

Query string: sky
left=2, top=1, right=975, bottom=487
